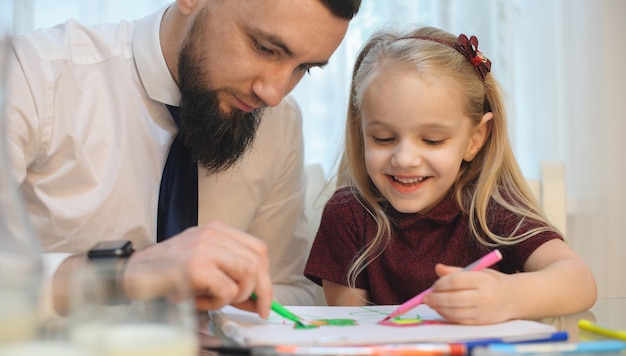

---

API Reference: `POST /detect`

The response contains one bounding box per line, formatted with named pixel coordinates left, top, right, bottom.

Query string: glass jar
left=0, top=31, right=44, bottom=346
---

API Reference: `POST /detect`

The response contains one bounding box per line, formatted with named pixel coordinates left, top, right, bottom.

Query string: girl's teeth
left=394, top=176, right=426, bottom=184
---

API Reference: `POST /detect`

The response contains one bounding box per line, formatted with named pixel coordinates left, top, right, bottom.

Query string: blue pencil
left=478, top=340, right=626, bottom=354
left=463, top=330, right=569, bottom=350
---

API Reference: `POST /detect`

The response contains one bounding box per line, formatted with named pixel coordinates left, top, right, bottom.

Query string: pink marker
left=381, top=249, right=503, bottom=322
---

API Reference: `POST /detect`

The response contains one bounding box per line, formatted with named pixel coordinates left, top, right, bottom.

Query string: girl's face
left=361, top=70, right=491, bottom=214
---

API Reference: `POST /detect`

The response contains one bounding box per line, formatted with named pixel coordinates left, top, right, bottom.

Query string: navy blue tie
left=156, top=105, right=198, bottom=242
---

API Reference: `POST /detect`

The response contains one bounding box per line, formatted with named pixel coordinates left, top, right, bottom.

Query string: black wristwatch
left=87, top=240, right=134, bottom=259
left=87, top=240, right=134, bottom=304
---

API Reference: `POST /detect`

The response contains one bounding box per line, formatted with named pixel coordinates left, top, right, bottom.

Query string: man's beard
left=176, top=22, right=263, bottom=175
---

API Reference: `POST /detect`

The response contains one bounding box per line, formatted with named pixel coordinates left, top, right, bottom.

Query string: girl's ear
left=464, top=112, right=494, bottom=162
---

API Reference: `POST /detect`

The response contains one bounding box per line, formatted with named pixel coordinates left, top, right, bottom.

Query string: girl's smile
left=387, top=174, right=430, bottom=193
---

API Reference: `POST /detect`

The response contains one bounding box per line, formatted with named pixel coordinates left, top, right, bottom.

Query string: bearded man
left=4, top=0, right=360, bottom=318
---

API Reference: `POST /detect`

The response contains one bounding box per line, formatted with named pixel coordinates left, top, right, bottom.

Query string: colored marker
left=267, top=343, right=466, bottom=356
left=476, top=340, right=626, bottom=354
left=578, top=319, right=626, bottom=341
left=251, top=292, right=311, bottom=327
left=258, top=335, right=567, bottom=356
left=382, top=249, right=503, bottom=321
left=463, top=330, right=569, bottom=350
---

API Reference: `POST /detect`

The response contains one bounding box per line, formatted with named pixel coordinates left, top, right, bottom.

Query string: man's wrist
left=52, top=253, right=88, bottom=316
left=87, top=240, right=134, bottom=304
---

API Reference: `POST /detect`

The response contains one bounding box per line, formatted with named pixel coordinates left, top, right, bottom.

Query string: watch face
left=87, top=240, right=134, bottom=259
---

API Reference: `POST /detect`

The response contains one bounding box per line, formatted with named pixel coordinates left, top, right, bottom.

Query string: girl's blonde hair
left=338, top=26, right=559, bottom=290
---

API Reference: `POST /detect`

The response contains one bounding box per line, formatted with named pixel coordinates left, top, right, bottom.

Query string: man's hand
left=52, top=221, right=273, bottom=318
left=124, top=221, right=273, bottom=318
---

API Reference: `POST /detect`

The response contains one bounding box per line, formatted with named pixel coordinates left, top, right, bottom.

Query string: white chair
left=526, top=161, right=567, bottom=236
left=304, top=163, right=337, bottom=305
left=539, top=161, right=567, bottom=236
left=305, top=164, right=331, bottom=242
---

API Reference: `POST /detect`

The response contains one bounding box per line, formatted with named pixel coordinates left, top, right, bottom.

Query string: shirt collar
left=133, top=4, right=180, bottom=106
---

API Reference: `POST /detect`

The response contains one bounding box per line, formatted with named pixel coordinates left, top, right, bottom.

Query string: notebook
left=208, top=304, right=557, bottom=347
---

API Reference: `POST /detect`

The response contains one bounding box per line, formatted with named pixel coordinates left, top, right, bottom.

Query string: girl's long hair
left=338, top=26, right=559, bottom=291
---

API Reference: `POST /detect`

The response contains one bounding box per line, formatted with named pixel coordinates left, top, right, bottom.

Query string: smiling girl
left=304, top=26, right=596, bottom=325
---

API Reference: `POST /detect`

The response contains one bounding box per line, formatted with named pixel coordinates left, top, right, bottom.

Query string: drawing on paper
left=276, top=306, right=446, bottom=329
left=215, top=305, right=559, bottom=346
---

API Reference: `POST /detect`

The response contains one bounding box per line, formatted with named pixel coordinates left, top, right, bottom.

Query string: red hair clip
left=453, top=34, right=491, bottom=81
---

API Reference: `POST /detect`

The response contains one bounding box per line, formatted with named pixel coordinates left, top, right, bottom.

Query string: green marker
left=250, top=292, right=312, bottom=328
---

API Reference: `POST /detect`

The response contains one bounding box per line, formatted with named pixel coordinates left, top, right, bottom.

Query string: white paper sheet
left=209, top=305, right=557, bottom=347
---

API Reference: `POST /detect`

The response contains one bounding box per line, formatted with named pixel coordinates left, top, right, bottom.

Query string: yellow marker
left=579, top=319, right=626, bottom=341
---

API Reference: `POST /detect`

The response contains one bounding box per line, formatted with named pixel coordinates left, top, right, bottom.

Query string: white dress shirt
left=5, top=5, right=316, bottom=315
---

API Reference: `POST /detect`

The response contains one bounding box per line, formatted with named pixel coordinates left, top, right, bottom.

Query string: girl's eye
left=424, top=139, right=445, bottom=146
left=373, top=136, right=395, bottom=144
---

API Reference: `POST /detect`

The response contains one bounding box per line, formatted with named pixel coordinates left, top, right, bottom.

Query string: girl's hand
left=422, top=263, right=513, bottom=325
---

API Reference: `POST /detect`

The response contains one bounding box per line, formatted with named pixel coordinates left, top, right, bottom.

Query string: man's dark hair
left=321, top=0, right=361, bottom=20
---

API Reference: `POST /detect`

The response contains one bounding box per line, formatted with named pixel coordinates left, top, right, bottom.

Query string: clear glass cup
left=68, top=259, right=198, bottom=356
left=0, top=31, right=93, bottom=356
left=0, top=30, right=44, bottom=348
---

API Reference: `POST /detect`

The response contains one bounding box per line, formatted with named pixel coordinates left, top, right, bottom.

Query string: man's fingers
left=251, top=264, right=273, bottom=318
left=130, top=221, right=272, bottom=315
left=187, top=222, right=272, bottom=315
